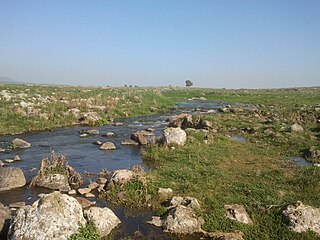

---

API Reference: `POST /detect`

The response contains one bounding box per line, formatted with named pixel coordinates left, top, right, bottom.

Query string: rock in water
left=168, top=114, right=193, bottom=129
left=11, top=138, right=31, bottom=149
left=84, top=207, right=121, bottom=237
left=8, top=192, right=86, bottom=240
left=224, top=204, right=253, bottom=224
left=131, top=131, right=148, bottom=145
left=99, top=142, right=116, bottom=150
left=0, top=167, right=26, bottom=191
left=33, top=173, right=70, bottom=191
left=291, top=123, right=304, bottom=132
left=163, top=127, right=187, bottom=146
left=0, top=202, right=11, bottom=236
left=283, top=201, right=320, bottom=235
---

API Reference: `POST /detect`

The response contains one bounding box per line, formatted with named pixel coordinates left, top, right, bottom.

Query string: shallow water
left=230, top=135, right=247, bottom=143
left=0, top=100, right=236, bottom=239
left=289, top=157, right=313, bottom=167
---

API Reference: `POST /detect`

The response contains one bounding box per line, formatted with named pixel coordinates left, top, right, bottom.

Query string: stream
left=0, top=100, right=231, bottom=240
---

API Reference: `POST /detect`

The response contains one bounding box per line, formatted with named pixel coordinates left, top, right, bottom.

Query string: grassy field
left=1, top=83, right=320, bottom=239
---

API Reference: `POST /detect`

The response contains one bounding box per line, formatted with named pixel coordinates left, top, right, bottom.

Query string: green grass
left=68, top=221, right=100, bottom=240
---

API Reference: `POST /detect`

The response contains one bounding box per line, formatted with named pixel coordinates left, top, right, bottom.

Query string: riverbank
left=1, top=84, right=320, bottom=239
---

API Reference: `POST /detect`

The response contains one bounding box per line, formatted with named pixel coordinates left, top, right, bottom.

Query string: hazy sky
left=0, top=0, right=319, bottom=88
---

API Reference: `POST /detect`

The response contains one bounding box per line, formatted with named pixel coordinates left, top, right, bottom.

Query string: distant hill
left=0, top=77, right=18, bottom=83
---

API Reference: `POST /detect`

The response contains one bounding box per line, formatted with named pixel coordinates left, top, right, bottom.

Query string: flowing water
left=0, top=100, right=234, bottom=239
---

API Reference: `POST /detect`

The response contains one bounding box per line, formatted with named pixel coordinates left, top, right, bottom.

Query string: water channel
left=0, top=100, right=231, bottom=240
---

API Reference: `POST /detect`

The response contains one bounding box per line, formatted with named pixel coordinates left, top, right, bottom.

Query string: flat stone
left=88, top=182, right=99, bottom=190
left=4, top=159, right=14, bottom=163
left=121, top=139, right=139, bottom=146
left=9, top=202, right=25, bottom=209
left=93, top=141, right=103, bottom=145
left=68, top=189, right=76, bottom=195
left=78, top=188, right=91, bottom=195
left=85, top=193, right=95, bottom=198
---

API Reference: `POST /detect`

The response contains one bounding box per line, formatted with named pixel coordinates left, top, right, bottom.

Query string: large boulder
left=163, top=127, right=187, bottom=146
left=84, top=207, right=121, bottom=237
left=168, top=114, right=193, bottom=129
left=283, top=201, right=320, bottom=234
left=224, top=204, right=253, bottom=224
left=11, top=138, right=31, bottom=149
left=0, top=202, right=11, bottom=236
left=0, top=167, right=26, bottom=191
left=8, top=192, right=86, bottom=240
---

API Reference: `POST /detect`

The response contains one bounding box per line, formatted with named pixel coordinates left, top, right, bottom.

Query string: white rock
left=163, top=127, right=187, bottom=146
left=283, top=201, right=320, bottom=234
left=224, top=204, right=253, bottom=224
left=99, top=142, right=116, bottom=150
left=8, top=192, right=86, bottom=240
left=84, top=207, right=121, bottom=237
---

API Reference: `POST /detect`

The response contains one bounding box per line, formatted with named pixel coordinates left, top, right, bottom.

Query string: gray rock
left=170, top=196, right=200, bottom=209
left=199, top=119, right=212, bottom=129
left=163, top=127, right=187, bottom=146
left=8, top=192, right=86, bottom=240
left=224, top=204, right=253, bottom=224
left=84, top=207, right=121, bottom=237
left=85, top=193, right=95, bottom=198
left=131, top=131, right=148, bottom=145
left=68, top=189, right=76, bottom=195
left=109, top=169, right=135, bottom=186
left=99, top=142, right=116, bottom=150
left=14, top=155, right=21, bottom=161
left=291, top=123, right=304, bottom=132
left=0, top=161, right=4, bottom=167
left=0, top=202, right=11, bottom=236
left=162, top=205, right=203, bottom=234
left=283, top=201, right=320, bottom=234
left=0, top=167, right=26, bottom=191
left=121, top=139, right=139, bottom=146
left=34, top=173, right=70, bottom=191
left=158, top=188, right=173, bottom=197
left=78, top=188, right=91, bottom=195
left=168, top=114, right=193, bottom=129
left=80, top=129, right=100, bottom=135
left=303, top=146, right=320, bottom=159
left=93, top=141, right=103, bottom=145
left=11, top=138, right=31, bottom=149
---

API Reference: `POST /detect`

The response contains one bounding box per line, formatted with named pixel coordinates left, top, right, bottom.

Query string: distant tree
left=185, top=80, right=193, bottom=87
